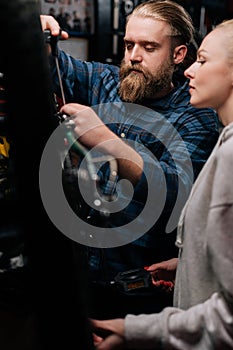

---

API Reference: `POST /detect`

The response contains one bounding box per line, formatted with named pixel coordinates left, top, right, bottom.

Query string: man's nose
left=129, top=46, right=143, bottom=63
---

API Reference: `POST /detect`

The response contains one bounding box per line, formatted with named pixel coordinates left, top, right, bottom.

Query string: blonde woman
left=92, top=19, right=233, bottom=350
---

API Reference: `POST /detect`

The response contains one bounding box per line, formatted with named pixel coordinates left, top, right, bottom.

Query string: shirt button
left=120, top=132, right=125, bottom=138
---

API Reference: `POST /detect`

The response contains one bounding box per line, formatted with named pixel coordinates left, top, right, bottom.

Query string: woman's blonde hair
left=215, top=19, right=233, bottom=64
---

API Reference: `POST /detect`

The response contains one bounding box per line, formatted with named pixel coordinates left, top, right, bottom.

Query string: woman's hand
left=145, top=258, right=178, bottom=292
left=91, top=318, right=126, bottom=350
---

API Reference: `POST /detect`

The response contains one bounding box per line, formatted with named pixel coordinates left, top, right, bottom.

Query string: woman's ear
left=173, top=45, right=187, bottom=65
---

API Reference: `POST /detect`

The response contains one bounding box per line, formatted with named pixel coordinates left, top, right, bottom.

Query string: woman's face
left=184, top=28, right=233, bottom=123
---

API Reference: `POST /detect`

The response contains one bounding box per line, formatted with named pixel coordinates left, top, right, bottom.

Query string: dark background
left=89, top=0, right=233, bottom=64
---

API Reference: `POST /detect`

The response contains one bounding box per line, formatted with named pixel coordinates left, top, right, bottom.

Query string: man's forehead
left=125, top=17, right=172, bottom=43
left=126, top=16, right=172, bottom=38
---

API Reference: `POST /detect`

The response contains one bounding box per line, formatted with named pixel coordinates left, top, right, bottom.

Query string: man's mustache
left=123, top=64, right=146, bottom=77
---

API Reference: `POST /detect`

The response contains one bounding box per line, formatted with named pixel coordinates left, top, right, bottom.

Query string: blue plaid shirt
left=50, top=50, right=219, bottom=280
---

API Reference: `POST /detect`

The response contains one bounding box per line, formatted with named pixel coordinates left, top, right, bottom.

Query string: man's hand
left=40, top=14, right=69, bottom=39
left=60, top=103, right=117, bottom=150
left=60, top=103, right=144, bottom=185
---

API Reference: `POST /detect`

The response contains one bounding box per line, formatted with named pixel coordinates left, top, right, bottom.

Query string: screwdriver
left=44, top=29, right=66, bottom=106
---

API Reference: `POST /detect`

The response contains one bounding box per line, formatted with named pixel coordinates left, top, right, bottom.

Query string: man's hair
left=127, top=0, right=195, bottom=51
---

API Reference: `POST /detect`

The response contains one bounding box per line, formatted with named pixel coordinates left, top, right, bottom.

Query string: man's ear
left=173, top=45, right=187, bottom=65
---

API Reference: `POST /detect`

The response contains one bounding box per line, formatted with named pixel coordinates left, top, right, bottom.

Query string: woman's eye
left=196, top=59, right=206, bottom=64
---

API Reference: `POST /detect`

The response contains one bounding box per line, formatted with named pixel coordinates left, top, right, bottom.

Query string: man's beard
left=119, top=58, right=174, bottom=103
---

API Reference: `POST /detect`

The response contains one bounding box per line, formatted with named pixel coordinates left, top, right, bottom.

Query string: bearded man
left=40, top=0, right=219, bottom=319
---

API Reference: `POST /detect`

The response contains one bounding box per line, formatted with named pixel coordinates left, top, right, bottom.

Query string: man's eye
left=145, top=47, right=155, bottom=52
left=125, top=43, right=133, bottom=50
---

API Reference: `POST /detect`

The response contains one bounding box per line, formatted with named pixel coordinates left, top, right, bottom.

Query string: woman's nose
left=185, top=60, right=202, bottom=79
left=184, top=62, right=196, bottom=79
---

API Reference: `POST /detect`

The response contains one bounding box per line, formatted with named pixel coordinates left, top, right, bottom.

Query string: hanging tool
left=43, top=29, right=118, bottom=220
left=44, top=29, right=94, bottom=161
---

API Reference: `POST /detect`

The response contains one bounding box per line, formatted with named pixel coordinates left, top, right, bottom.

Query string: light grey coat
left=125, top=122, right=233, bottom=349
